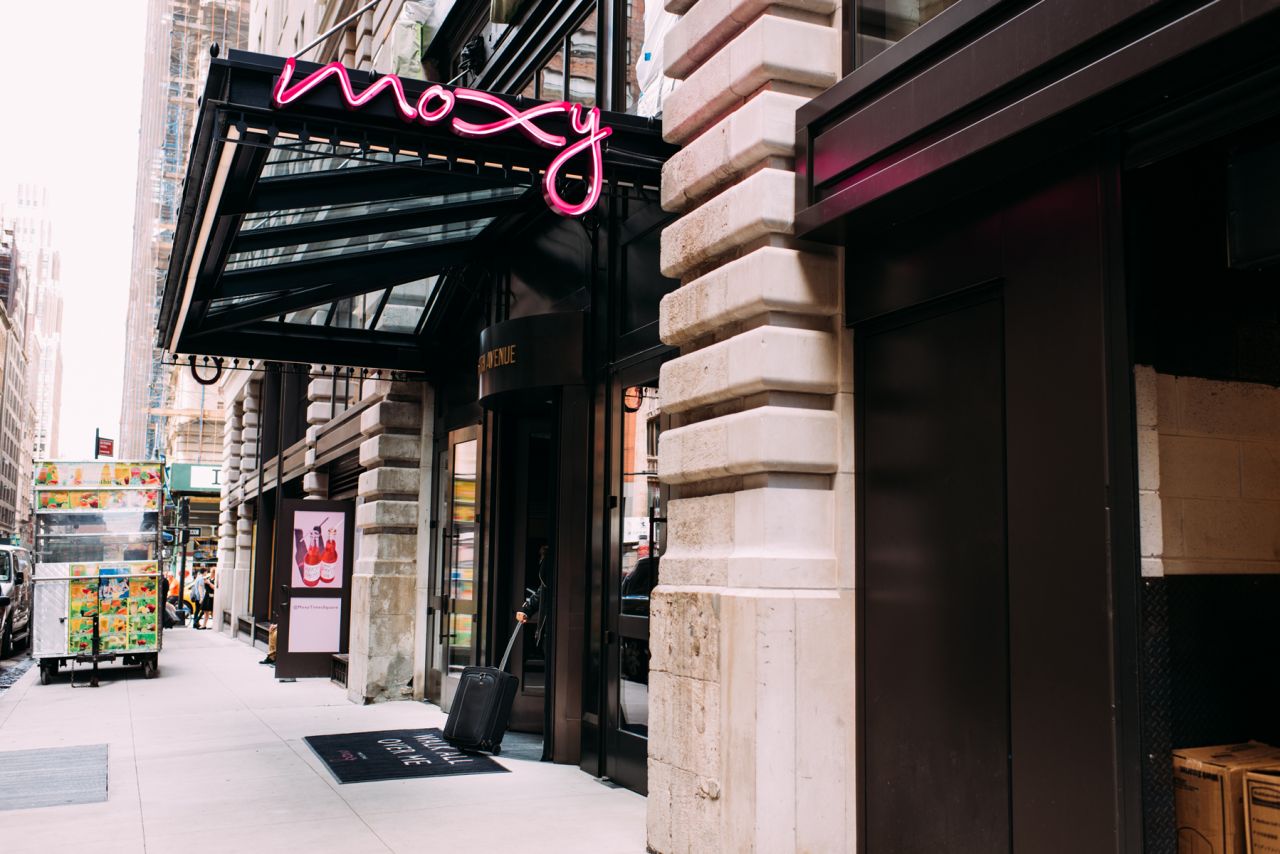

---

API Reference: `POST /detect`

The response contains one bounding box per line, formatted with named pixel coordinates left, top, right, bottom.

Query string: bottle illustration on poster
left=291, top=511, right=346, bottom=589
left=320, top=527, right=339, bottom=584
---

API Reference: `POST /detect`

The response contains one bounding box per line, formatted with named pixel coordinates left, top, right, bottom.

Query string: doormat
left=304, top=728, right=509, bottom=784
left=0, top=744, right=108, bottom=810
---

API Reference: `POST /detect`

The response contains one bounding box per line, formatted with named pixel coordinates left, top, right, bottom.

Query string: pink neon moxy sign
left=271, top=57, right=614, bottom=217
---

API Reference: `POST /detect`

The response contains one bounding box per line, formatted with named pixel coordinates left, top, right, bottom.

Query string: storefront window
left=567, top=11, right=598, bottom=107
left=538, top=48, right=564, bottom=101
left=855, top=0, right=962, bottom=65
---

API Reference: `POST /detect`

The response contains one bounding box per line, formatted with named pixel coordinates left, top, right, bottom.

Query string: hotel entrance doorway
left=504, top=406, right=556, bottom=736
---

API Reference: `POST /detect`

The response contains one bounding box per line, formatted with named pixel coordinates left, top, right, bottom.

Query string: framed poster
left=289, top=508, right=348, bottom=589
left=273, top=499, right=355, bottom=678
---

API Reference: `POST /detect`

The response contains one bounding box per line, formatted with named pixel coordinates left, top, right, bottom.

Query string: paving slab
left=0, top=628, right=646, bottom=854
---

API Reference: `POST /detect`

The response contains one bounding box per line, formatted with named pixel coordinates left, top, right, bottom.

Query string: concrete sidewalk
left=0, top=628, right=645, bottom=854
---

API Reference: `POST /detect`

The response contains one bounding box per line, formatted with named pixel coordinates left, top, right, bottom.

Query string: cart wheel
left=492, top=744, right=501, bottom=756
left=142, top=657, right=158, bottom=679
left=38, top=662, right=52, bottom=685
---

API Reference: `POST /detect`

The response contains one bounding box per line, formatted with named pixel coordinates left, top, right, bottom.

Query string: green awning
left=168, top=463, right=222, bottom=496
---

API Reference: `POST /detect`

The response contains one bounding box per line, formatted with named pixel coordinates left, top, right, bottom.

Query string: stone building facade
left=171, top=0, right=1280, bottom=851
left=192, top=0, right=858, bottom=850
left=649, top=3, right=851, bottom=849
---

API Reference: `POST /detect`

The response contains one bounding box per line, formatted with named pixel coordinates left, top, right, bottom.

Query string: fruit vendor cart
left=30, top=460, right=165, bottom=684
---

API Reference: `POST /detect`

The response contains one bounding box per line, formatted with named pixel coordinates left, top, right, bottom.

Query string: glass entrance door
left=605, top=374, right=665, bottom=794
left=440, top=426, right=480, bottom=711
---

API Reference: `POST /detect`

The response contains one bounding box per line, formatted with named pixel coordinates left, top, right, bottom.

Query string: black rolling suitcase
left=443, top=622, right=522, bottom=754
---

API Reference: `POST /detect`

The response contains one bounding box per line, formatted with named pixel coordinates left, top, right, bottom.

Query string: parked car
left=0, top=546, right=32, bottom=657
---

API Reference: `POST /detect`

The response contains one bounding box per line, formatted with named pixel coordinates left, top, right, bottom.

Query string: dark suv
left=0, top=546, right=32, bottom=657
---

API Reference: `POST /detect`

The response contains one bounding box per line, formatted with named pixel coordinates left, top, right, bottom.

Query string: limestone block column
left=234, top=501, right=254, bottom=621
left=215, top=407, right=241, bottom=633
left=239, top=380, right=261, bottom=477
left=649, top=3, right=852, bottom=852
left=306, top=367, right=336, bottom=427
left=347, top=392, right=424, bottom=703
left=235, top=384, right=260, bottom=622
left=223, top=404, right=242, bottom=487
left=302, top=368, right=333, bottom=499
left=216, top=503, right=238, bottom=634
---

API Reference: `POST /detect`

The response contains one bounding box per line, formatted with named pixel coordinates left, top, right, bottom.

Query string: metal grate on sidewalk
left=0, top=744, right=108, bottom=811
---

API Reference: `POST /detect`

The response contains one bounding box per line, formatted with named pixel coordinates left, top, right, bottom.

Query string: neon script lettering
left=272, top=57, right=613, bottom=217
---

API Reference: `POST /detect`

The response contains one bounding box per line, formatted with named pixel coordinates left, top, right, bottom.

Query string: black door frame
left=598, top=357, right=667, bottom=795
left=271, top=497, right=356, bottom=679
left=437, top=424, right=483, bottom=711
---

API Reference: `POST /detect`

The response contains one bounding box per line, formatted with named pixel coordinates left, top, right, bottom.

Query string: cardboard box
left=1174, top=743, right=1280, bottom=854
left=1246, top=768, right=1280, bottom=854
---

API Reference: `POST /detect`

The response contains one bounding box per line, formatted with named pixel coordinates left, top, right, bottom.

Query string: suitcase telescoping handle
left=498, top=621, right=523, bottom=672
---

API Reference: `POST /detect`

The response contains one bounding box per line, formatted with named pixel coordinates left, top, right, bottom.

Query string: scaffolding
left=120, top=0, right=249, bottom=460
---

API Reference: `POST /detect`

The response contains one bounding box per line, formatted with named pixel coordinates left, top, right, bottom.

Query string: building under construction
left=120, top=0, right=249, bottom=461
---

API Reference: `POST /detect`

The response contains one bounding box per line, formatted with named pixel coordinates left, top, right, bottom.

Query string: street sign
left=94, top=429, right=115, bottom=459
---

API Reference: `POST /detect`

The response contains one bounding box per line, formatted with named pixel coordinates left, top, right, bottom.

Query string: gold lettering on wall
left=476, top=344, right=518, bottom=374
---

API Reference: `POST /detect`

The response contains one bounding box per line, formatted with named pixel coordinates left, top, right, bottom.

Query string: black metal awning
left=158, top=51, right=672, bottom=371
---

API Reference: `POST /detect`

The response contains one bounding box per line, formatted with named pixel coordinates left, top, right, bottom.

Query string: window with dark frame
left=854, top=0, right=963, bottom=66
left=511, top=2, right=648, bottom=111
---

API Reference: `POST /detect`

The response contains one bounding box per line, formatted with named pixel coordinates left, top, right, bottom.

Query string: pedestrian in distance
left=200, top=571, right=215, bottom=629
left=159, top=572, right=174, bottom=630
left=515, top=544, right=551, bottom=648
left=516, top=543, right=554, bottom=760
left=190, top=569, right=210, bottom=630
left=260, top=624, right=277, bottom=666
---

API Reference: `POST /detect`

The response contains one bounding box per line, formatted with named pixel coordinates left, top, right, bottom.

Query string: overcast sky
left=0, top=3, right=147, bottom=458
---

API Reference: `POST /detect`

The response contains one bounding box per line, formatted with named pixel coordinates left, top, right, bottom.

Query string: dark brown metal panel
left=811, top=0, right=1160, bottom=187
left=796, top=0, right=1280, bottom=237
left=855, top=160, right=1135, bottom=853
left=1001, top=165, right=1120, bottom=853
left=250, top=495, right=273, bottom=623
left=579, top=370, right=608, bottom=778
left=553, top=384, right=591, bottom=764
left=847, top=203, right=1003, bottom=325
left=860, top=292, right=1010, bottom=854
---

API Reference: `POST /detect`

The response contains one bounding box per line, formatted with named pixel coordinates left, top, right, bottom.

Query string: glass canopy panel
left=330, top=290, right=384, bottom=330
left=375, top=277, right=439, bottom=333
left=259, top=141, right=411, bottom=179
left=281, top=303, right=332, bottom=326
left=223, top=218, right=496, bottom=272
left=239, top=186, right=526, bottom=234
left=208, top=292, right=283, bottom=312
